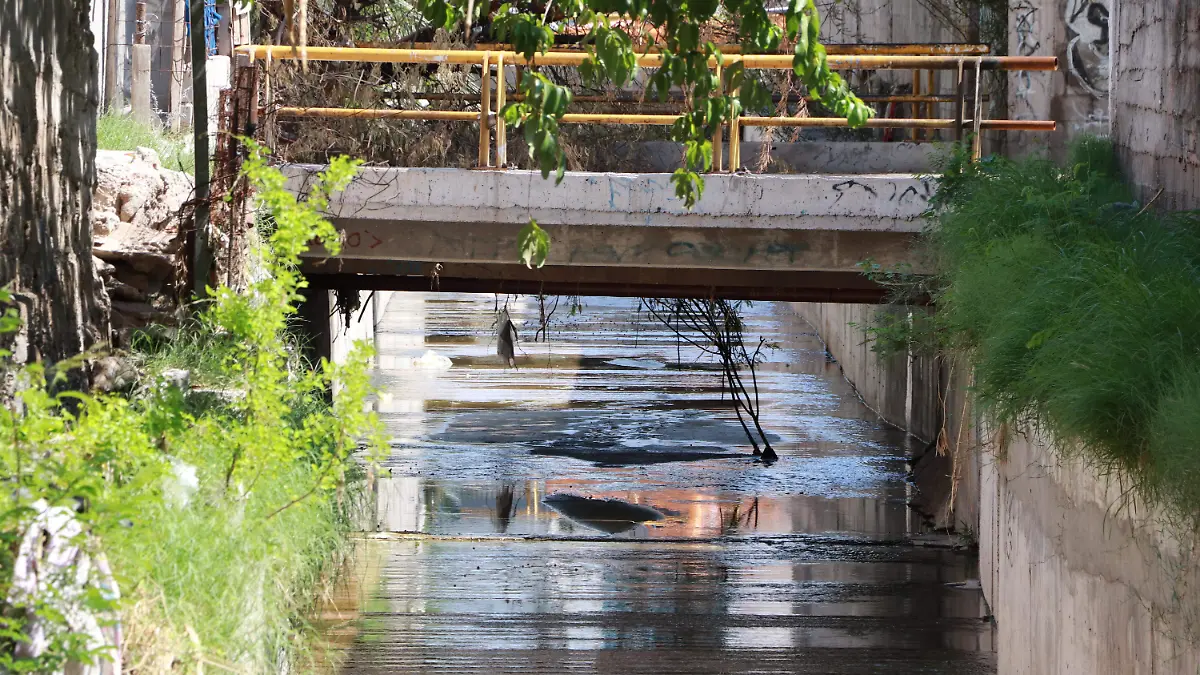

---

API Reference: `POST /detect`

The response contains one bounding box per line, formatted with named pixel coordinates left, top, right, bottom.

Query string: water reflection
left=336, top=293, right=993, bottom=674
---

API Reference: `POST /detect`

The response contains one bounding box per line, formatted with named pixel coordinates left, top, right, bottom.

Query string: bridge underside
left=302, top=259, right=895, bottom=303
left=290, top=166, right=931, bottom=303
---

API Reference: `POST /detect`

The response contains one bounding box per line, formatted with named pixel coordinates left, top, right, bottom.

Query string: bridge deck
left=289, top=166, right=933, bottom=302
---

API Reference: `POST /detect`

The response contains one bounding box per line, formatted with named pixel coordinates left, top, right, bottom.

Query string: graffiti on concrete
left=1011, top=0, right=1042, bottom=114
left=1065, top=0, right=1110, bottom=98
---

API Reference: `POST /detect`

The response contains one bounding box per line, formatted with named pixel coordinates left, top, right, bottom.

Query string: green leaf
left=518, top=219, right=551, bottom=268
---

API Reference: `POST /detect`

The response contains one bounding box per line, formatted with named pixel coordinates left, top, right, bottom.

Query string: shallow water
left=333, top=293, right=994, bottom=673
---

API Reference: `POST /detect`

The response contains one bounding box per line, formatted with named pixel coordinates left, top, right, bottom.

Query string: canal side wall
left=791, top=302, right=979, bottom=534
left=794, top=302, right=1200, bottom=674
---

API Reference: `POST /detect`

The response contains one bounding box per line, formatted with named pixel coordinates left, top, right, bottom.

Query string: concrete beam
left=286, top=166, right=932, bottom=275
left=301, top=259, right=911, bottom=303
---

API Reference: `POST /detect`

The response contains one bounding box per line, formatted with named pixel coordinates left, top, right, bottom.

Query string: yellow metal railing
left=235, top=44, right=1058, bottom=170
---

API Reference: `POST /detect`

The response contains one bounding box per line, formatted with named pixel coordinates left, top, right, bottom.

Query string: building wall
left=1009, top=0, right=1111, bottom=158
left=1109, top=0, right=1200, bottom=211
left=0, top=0, right=108, bottom=366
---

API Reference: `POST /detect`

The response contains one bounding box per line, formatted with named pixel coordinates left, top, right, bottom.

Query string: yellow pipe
left=274, top=107, right=480, bottom=121
left=381, top=42, right=991, bottom=56
left=273, top=106, right=1056, bottom=132
left=479, top=52, right=491, bottom=167
left=236, top=46, right=1057, bottom=72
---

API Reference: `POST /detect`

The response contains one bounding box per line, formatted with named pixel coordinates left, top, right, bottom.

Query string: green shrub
left=904, top=138, right=1200, bottom=517
left=0, top=147, right=385, bottom=671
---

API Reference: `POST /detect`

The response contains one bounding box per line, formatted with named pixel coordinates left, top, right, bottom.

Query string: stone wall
left=981, top=428, right=1200, bottom=674
left=0, top=0, right=107, bottom=365
left=1110, top=0, right=1200, bottom=211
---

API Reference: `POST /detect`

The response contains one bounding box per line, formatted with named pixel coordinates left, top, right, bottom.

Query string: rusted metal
left=495, top=52, right=507, bottom=167
left=386, top=91, right=978, bottom=105
left=362, top=42, right=991, bottom=56
left=235, top=45, right=1056, bottom=72
left=273, top=106, right=1055, bottom=131
left=275, top=107, right=482, bottom=121
left=134, top=2, right=147, bottom=45
left=479, top=52, right=492, bottom=167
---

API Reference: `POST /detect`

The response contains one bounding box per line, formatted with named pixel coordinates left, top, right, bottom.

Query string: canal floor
left=334, top=293, right=994, bottom=673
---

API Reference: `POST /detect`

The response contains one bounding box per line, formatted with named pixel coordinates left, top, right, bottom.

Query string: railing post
left=954, top=58, right=966, bottom=143
left=729, top=64, right=741, bottom=171
left=971, top=57, right=984, bottom=159
left=479, top=52, right=492, bottom=168
left=495, top=52, right=507, bottom=167
left=910, top=69, right=920, bottom=141
left=713, top=62, right=723, bottom=172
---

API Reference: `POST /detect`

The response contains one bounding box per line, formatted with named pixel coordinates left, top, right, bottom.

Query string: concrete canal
left=332, top=293, right=994, bottom=673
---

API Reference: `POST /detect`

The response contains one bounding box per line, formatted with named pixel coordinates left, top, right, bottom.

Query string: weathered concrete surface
left=790, top=303, right=978, bottom=534
left=797, top=303, right=1200, bottom=674
left=981, top=429, right=1200, bottom=675
left=0, top=0, right=108, bottom=366
left=1110, top=0, right=1200, bottom=211
left=629, top=141, right=940, bottom=175
left=1007, top=0, right=1112, bottom=159
left=288, top=167, right=932, bottom=299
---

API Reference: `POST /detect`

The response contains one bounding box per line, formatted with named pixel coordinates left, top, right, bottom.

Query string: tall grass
left=96, top=112, right=196, bottom=174
left=927, top=137, right=1200, bottom=516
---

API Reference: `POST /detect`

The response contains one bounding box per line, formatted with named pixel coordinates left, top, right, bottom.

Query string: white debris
left=7, top=500, right=122, bottom=675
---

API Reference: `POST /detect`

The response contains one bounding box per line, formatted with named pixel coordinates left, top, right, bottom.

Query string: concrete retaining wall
left=791, top=303, right=978, bottom=533
left=982, top=429, right=1200, bottom=674
left=1110, top=0, right=1200, bottom=211
left=796, top=303, right=1200, bottom=673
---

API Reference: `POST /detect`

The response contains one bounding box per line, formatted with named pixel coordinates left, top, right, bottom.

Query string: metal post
left=171, top=0, right=187, bottom=130
left=190, top=0, right=212, bottom=297
left=971, top=57, right=984, bottom=160
left=495, top=52, right=507, bottom=167
left=713, top=63, right=723, bottom=172
left=954, top=59, right=966, bottom=143
left=105, top=0, right=120, bottom=110
left=479, top=52, right=492, bottom=168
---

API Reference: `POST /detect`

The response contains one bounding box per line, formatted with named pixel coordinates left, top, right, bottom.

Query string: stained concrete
left=982, top=429, right=1200, bottom=675
left=287, top=168, right=933, bottom=299
left=796, top=304, right=1200, bottom=674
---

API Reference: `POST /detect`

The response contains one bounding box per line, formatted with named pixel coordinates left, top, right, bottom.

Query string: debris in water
left=497, top=309, right=518, bottom=367
left=543, top=493, right=665, bottom=534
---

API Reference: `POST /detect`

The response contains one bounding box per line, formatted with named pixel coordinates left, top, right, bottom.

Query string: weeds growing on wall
left=0, top=146, right=385, bottom=672
left=877, top=137, right=1200, bottom=519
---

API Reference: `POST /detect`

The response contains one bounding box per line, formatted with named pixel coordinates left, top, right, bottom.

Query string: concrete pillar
left=130, top=44, right=153, bottom=123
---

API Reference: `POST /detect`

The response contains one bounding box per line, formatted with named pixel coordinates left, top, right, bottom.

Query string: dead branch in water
left=641, top=297, right=778, bottom=462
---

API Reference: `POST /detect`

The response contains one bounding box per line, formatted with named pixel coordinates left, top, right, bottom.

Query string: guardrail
left=235, top=44, right=1057, bottom=171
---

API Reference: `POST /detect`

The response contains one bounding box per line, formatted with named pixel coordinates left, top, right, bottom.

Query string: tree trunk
left=0, top=0, right=108, bottom=366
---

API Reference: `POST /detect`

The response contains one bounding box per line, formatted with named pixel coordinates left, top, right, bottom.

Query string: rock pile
left=91, top=148, right=192, bottom=344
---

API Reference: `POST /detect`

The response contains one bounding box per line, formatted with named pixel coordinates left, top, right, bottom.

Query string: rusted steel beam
left=357, top=42, right=992, bottom=56
left=383, top=91, right=980, bottom=105
left=274, top=107, right=482, bottom=121
left=236, top=46, right=1056, bottom=72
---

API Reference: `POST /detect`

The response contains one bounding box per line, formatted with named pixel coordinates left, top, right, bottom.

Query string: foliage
left=416, top=0, right=872, bottom=207
left=0, top=148, right=385, bottom=671
left=884, top=137, right=1200, bottom=518
left=517, top=219, right=551, bottom=268
left=96, top=112, right=196, bottom=175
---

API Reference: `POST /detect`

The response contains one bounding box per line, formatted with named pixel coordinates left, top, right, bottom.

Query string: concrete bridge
left=288, top=158, right=934, bottom=303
